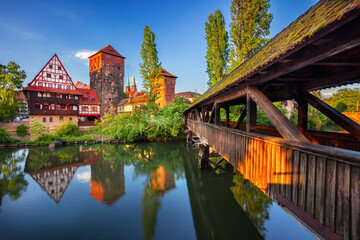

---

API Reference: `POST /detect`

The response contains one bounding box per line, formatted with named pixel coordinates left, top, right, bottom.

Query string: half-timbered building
left=23, top=54, right=82, bottom=130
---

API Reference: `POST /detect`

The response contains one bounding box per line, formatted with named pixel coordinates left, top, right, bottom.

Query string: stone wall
left=29, top=115, right=78, bottom=132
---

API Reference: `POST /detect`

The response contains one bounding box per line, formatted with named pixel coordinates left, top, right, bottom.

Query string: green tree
left=326, top=88, right=360, bottom=112
left=0, top=62, right=26, bottom=121
left=228, top=0, right=273, bottom=72
left=205, top=9, right=229, bottom=87
left=139, top=26, right=162, bottom=101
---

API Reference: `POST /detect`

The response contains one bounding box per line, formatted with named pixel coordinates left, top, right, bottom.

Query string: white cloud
left=76, top=171, right=91, bottom=182
left=74, top=50, right=96, bottom=60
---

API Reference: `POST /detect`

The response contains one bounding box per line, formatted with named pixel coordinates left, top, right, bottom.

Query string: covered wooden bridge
left=185, top=1, right=360, bottom=239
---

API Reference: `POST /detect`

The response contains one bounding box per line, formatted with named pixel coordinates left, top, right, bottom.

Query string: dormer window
left=91, top=97, right=95, bottom=102
left=84, top=97, right=88, bottom=102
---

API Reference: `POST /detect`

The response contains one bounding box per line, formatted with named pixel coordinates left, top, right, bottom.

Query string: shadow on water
left=183, top=143, right=270, bottom=240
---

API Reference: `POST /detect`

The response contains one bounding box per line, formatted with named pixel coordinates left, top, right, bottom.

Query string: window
left=43, top=105, right=49, bottom=110
left=75, top=96, right=78, bottom=100
left=67, top=85, right=70, bottom=90
left=47, top=73, right=51, bottom=78
left=91, top=97, right=95, bottom=102
left=73, top=105, right=78, bottom=110
left=117, top=59, right=119, bottom=63
left=50, top=93, right=55, bottom=98
left=50, top=104, right=55, bottom=110
left=62, top=94, right=66, bottom=99
left=59, top=75, right=63, bottom=80
left=49, top=64, right=53, bottom=69
left=92, top=106, right=97, bottom=112
left=49, top=117, right=53, bottom=122
left=109, top=98, right=111, bottom=102
left=106, top=56, right=109, bottom=60
left=48, top=83, right=52, bottom=88
left=69, top=105, right=73, bottom=110
left=112, top=66, right=114, bottom=70
left=58, top=66, right=61, bottom=70
left=58, top=84, right=61, bottom=89
left=43, top=117, right=46, bottom=123
left=35, top=104, right=40, bottom=109
left=69, top=117, right=72, bottom=121
left=56, top=105, right=61, bottom=110
left=82, top=106, right=88, bottom=112
left=38, top=82, right=43, bottom=87
left=37, top=92, right=42, bottom=97
left=61, top=105, right=67, bottom=110
left=59, top=116, right=63, bottom=121
left=83, top=97, right=88, bottom=102
left=47, top=93, right=50, bottom=97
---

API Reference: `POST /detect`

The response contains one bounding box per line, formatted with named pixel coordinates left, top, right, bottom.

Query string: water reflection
left=0, top=149, right=28, bottom=207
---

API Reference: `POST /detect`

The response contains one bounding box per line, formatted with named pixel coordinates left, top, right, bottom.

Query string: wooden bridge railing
left=187, top=119, right=360, bottom=240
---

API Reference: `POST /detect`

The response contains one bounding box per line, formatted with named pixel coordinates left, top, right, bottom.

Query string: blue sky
left=0, top=0, right=318, bottom=94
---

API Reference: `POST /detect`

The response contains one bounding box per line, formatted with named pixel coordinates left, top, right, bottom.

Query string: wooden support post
left=246, top=93, right=257, bottom=132
left=234, top=106, right=246, bottom=128
left=225, top=106, right=229, bottom=127
left=215, top=104, right=221, bottom=126
left=208, top=104, right=215, bottom=124
left=247, top=87, right=309, bottom=143
left=187, top=131, right=192, bottom=143
left=194, top=109, right=201, bottom=122
left=302, top=92, right=360, bottom=140
left=198, top=144, right=209, bottom=169
left=297, top=98, right=308, bottom=133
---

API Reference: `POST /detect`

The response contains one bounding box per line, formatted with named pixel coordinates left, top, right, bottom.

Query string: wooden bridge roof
left=190, top=0, right=360, bottom=109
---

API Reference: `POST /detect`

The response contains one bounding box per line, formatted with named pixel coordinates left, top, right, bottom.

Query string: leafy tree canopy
left=205, top=9, right=229, bottom=87
left=0, top=62, right=26, bottom=121
left=139, top=26, right=162, bottom=101
left=228, top=0, right=273, bottom=72
left=326, top=88, right=360, bottom=112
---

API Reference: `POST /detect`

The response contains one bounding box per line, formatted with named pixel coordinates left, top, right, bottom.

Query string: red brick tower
left=89, top=45, right=125, bottom=116
left=155, top=69, right=177, bottom=107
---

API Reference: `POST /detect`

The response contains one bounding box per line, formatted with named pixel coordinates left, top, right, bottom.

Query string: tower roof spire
left=126, top=76, right=130, bottom=87
left=132, top=76, right=136, bottom=87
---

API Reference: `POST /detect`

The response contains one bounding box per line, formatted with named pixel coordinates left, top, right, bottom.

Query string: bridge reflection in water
left=187, top=119, right=360, bottom=240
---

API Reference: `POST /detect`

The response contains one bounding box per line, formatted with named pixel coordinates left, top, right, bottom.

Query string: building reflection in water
left=24, top=146, right=100, bottom=203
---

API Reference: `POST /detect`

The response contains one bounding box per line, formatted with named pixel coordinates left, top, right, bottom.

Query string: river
left=0, top=142, right=315, bottom=239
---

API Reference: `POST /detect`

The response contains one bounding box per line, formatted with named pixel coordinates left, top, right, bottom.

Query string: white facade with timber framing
left=186, top=1, right=360, bottom=240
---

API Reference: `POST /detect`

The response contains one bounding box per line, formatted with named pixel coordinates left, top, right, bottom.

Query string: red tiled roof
left=160, top=68, right=177, bottom=78
left=126, top=90, right=138, bottom=96
left=175, top=91, right=196, bottom=98
left=15, top=91, right=26, bottom=100
left=77, top=88, right=100, bottom=105
left=23, top=86, right=83, bottom=95
left=75, top=81, right=90, bottom=89
left=89, top=45, right=125, bottom=59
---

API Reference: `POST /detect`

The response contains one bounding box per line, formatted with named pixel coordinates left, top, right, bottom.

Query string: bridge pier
left=198, top=144, right=209, bottom=169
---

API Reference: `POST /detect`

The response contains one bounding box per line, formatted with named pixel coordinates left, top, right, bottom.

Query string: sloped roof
left=75, top=81, right=90, bottom=89
left=160, top=68, right=177, bottom=78
left=89, top=45, right=125, bottom=59
left=15, top=91, right=26, bottom=100
left=77, top=88, right=100, bottom=105
left=189, top=0, right=360, bottom=109
left=175, top=91, right=197, bottom=99
left=23, top=86, right=82, bottom=95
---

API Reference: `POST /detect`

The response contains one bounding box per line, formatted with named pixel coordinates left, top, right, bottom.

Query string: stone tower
left=89, top=45, right=125, bottom=116
left=155, top=68, right=177, bottom=107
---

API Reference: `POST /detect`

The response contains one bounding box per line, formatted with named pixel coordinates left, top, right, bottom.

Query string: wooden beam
left=246, top=92, right=257, bottom=133
left=214, top=89, right=247, bottom=105
left=247, top=87, right=309, bottom=143
left=297, top=98, right=308, bottom=133
left=194, top=108, right=201, bottom=122
left=301, top=92, right=360, bottom=140
left=208, top=104, right=215, bottom=124
left=215, top=104, right=221, bottom=126
left=234, top=106, right=246, bottom=128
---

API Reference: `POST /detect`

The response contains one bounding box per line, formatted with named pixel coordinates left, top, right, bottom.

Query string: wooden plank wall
left=187, top=119, right=360, bottom=240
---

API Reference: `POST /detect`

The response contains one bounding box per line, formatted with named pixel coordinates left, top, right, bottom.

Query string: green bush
left=16, top=124, right=27, bottom=137
left=29, top=120, right=48, bottom=136
left=33, top=133, right=59, bottom=145
left=95, top=97, right=187, bottom=141
left=79, top=135, right=96, bottom=142
left=55, top=121, right=79, bottom=137
left=0, top=127, right=12, bottom=143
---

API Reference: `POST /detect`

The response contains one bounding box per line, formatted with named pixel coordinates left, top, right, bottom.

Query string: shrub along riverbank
left=0, top=97, right=188, bottom=145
